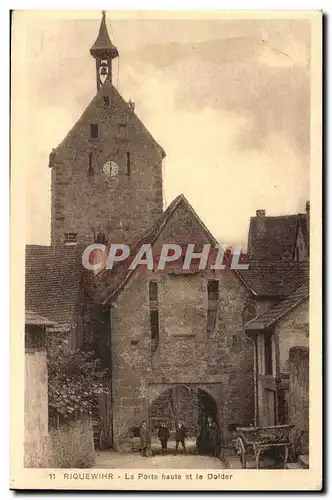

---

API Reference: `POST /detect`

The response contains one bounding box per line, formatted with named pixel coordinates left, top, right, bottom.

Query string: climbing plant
left=46, top=330, right=109, bottom=422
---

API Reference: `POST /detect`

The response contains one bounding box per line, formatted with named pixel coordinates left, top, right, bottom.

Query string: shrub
left=46, top=330, right=108, bottom=422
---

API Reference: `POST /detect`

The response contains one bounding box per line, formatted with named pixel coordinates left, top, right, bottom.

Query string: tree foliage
left=46, top=330, right=109, bottom=421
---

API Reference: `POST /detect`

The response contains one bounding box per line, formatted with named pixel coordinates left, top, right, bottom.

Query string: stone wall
left=24, top=350, right=49, bottom=467
left=49, top=419, right=95, bottom=468
left=276, top=299, right=309, bottom=374
left=51, top=82, right=163, bottom=245
left=288, top=346, right=309, bottom=455
left=109, top=200, right=255, bottom=449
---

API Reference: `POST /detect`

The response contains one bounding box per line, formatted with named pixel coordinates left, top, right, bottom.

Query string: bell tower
left=50, top=11, right=165, bottom=246
left=90, top=11, right=119, bottom=91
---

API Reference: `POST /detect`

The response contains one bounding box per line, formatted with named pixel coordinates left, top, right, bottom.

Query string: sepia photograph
left=10, top=9, right=322, bottom=491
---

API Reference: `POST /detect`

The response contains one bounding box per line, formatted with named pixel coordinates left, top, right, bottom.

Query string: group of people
left=138, top=417, right=220, bottom=458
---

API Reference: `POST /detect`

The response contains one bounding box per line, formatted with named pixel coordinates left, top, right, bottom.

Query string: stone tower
left=50, top=12, right=165, bottom=246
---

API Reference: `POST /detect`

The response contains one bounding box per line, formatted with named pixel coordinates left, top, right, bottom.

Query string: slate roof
left=247, top=213, right=306, bottom=261
left=238, top=261, right=309, bottom=298
left=244, top=282, right=309, bottom=331
left=25, top=309, right=58, bottom=327
left=90, top=12, right=119, bottom=57
left=25, top=245, right=86, bottom=325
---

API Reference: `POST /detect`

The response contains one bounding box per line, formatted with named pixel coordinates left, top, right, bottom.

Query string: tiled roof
left=239, top=262, right=309, bottom=298
left=244, top=282, right=309, bottom=331
left=25, top=245, right=86, bottom=325
left=25, top=309, right=58, bottom=326
left=248, top=214, right=304, bottom=261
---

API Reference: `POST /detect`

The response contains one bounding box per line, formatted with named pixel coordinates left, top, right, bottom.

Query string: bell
left=100, top=65, right=108, bottom=76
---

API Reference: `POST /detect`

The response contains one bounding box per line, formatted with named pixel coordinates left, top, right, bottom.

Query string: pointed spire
left=90, top=11, right=118, bottom=59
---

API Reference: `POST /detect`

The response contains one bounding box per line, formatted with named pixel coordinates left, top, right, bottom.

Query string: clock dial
left=103, top=161, right=119, bottom=177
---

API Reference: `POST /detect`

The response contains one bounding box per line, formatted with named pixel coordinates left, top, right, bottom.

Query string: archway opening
left=149, top=385, right=218, bottom=455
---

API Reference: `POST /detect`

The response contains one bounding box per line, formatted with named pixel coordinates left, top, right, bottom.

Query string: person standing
left=158, top=423, right=170, bottom=454
left=175, top=421, right=187, bottom=454
left=207, top=417, right=220, bottom=458
left=139, top=420, right=149, bottom=457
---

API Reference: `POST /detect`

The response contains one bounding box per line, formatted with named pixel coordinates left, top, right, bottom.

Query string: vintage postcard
left=11, top=9, right=322, bottom=491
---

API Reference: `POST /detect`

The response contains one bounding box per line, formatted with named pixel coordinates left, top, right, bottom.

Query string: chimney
left=256, top=209, right=266, bottom=236
left=306, top=200, right=310, bottom=220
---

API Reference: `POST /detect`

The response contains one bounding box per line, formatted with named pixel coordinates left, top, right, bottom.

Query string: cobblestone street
left=93, top=440, right=225, bottom=469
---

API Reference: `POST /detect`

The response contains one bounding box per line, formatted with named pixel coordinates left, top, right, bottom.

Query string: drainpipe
left=246, top=334, right=258, bottom=427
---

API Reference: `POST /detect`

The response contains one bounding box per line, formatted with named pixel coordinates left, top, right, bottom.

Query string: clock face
left=103, top=161, right=119, bottom=178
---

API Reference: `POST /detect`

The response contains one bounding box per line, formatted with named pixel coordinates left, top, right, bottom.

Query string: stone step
left=286, top=462, right=302, bottom=469
left=298, top=455, right=309, bottom=469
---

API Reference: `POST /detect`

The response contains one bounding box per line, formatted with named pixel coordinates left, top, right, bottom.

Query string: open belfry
left=25, top=12, right=309, bottom=456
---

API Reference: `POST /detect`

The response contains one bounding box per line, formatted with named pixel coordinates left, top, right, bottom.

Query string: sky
left=13, top=11, right=311, bottom=247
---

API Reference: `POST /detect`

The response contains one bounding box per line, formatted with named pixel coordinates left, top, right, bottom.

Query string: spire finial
left=90, top=10, right=119, bottom=90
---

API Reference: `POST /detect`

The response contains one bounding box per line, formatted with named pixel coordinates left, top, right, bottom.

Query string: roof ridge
left=96, top=194, right=252, bottom=304
left=52, top=80, right=165, bottom=159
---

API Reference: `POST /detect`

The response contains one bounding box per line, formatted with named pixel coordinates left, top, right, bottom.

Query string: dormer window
left=282, top=245, right=292, bottom=261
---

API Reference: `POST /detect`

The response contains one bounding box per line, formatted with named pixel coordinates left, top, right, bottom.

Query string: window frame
left=90, top=123, right=99, bottom=139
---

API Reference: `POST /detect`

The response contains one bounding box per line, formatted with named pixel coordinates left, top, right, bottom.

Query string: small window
left=64, top=232, right=77, bottom=245
left=149, top=282, right=159, bottom=352
left=264, top=334, right=273, bottom=375
left=149, top=282, right=158, bottom=303
left=126, top=152, right=131, bottom=176
left=90, top=124, right=98, bottom=139
left=25, top=326, right=45, bottom=349
left=150, top=310, right=159, bottom=340
left=88, top=153, right=94, bottom=176
left=208, top=280, right=219, bottom=300
left=118, top=123, right=127, bottom=138
left=103, top=96, right=109, bottom=106
left=95, top=232, right=107, bottom=245
left=207, top=280, right=219, bottom=334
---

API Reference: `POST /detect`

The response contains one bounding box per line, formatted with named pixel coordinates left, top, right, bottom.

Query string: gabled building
left=87, top=193, right=257, bottom=449
left=244, top=282, right=309, bottom=432
left=49, top=10, right=165, bottom=247
left=247, top=202, right=310, bottom=263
